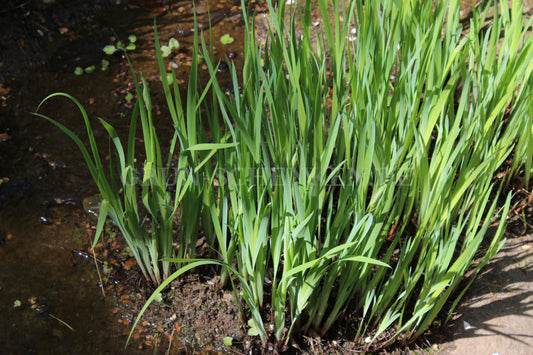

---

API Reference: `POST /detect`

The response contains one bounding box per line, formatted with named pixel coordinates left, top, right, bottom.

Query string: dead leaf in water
left=123, top=259, right=137, bottom=270
left=0, top=133, right=11, bottom=142
left=0, top=84, right=10, bottom=95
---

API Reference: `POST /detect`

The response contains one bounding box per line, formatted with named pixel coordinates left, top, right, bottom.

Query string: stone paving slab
left=442, top=234, right=533, bottom=355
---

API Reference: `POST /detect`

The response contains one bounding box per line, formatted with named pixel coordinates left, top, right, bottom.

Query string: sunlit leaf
left=220, top=34, right=234, bottom=45
left=169, top=37, right=180, bottom=50
left=103, top=45, right=116, bottom=55
left=161, top=45, right=171, bottom=57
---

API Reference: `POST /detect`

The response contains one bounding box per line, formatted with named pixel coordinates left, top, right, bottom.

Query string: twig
left=166, top=327, right=175, bottom=355
left=49, top=313, right=75, bottom=332
left=92, top=246, right=106, bottom=297
left=88, top=233, right=106, bottom=298
left=0, top=2, right=29, bottom=14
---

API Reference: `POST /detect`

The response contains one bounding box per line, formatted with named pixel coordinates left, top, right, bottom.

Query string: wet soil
left=1, top=0, right=533, bottom=354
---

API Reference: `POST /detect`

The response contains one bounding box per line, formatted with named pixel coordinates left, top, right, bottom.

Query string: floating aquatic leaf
left=13, top=300, right=21, bottom=308
left=126, top=43, right=136, bottom=51
left=84, top=65, right=95, bottom=74
left=169, top=37, right=180, bottom=50
left=103, top=45, right=116, bottom=55
left=128, top=34, right=137, bottom=43
left=223, top=336, right=233, bottom=346
left=116, top=42, right=126, bottom=51
left=74, top=67, right=84, bottom=76
left=125, top=92, right=134, bottom=101
left=161, top=45, right=171, bottom=58
left=101, top=59, right=110, bottom=71
left=220, top=34, right=234, bottom=45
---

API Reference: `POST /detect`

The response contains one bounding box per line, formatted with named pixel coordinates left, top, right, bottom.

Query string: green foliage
left=39, top=0, right=533, bottom=350
left=35, top=82, right=186, bottom=284
left=101, top=59, right=110, bottom=71
left=103, top=45, right=116, bottom=55
left=104, top=35, right=137, bottom=55
left=36, top=21, right=235, bottom=287
left=194, top=0, right=532, bottom=347
left=168, top=37, right=179, bottom=50
left=160, top=38, right=180, bottom=58
left=160, top=45, right=171, bottom=58
left=220, top=34, right=234, bottom=45
left=84, top=65, right=95, bottom=74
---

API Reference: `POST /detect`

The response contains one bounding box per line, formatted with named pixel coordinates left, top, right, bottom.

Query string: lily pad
left=220, top=34, right=234, bottom=45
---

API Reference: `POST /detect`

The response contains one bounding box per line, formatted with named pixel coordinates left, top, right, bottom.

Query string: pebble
left=39, top=216, right=52, bottom=225
left=217, top=61, right=229, bottom=74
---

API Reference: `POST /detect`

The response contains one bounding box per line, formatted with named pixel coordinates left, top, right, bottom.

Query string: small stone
left=217, top=61, right=229, bottom=74
left=39, top=216, right=52, bottom=225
